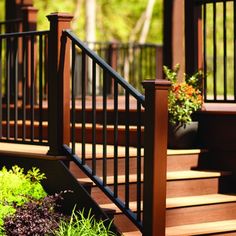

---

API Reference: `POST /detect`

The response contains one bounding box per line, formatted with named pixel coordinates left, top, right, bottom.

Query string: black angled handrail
left=65, top=31, right=145, bottom=104
left=63, top=29, right=145, bottom=231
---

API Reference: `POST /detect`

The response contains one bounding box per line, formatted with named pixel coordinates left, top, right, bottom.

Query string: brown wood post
left=142, top=79, right=171, bottom=236
left=107, top=42, right=117, bottom=94
left=47, top=13, right=73, bottom=155
left=185, top=0, right=203, bottom=75
left=163, top=0, right=185, bottom=78
left=155, top=46, right=163, bottom=79
left=22, top=6, right=37, bottom=32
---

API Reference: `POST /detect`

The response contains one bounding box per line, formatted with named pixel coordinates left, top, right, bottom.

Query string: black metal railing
left=194, top=0, right=235, bottom=102
left=73, top=41, right=162, bottom=96
left=63, top=30, right=145, bottom=231
left=0, top=19, right=22, bottom=34
left=0, top=30, right=49, bottom=144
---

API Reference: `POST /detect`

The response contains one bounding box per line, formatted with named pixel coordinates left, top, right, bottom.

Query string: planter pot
left=168, top=121, right=199, bottom=149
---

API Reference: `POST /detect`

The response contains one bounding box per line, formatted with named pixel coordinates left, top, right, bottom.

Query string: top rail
left=0, top=30, right=50, bottom=39
left=0, top=18, right=22, bottom=25
left=64, top=30, right=145, bottom=105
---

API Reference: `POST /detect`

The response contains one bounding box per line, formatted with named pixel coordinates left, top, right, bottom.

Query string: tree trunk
left=85, top=0, right=96, bottom=43
left=139, top=0, right=155, bottom=43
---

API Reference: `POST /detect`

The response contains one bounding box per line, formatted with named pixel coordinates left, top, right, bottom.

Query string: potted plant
left=163, top=64, right=203, bottom=149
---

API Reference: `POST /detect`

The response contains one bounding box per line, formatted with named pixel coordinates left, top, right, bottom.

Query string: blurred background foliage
left=28, top=0, right=163, bottom=43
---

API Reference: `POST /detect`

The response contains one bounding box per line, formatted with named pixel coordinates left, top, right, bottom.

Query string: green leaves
left=54, top=208, right=116, bottom=236
left=0, top=165, right=47, bottom=231
left=164, top=65, right=203, bottom=127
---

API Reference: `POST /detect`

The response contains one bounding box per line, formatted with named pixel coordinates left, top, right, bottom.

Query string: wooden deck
left=0, top=143, right=66, bottom=160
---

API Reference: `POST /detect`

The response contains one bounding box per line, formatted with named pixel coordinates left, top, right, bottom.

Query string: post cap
left=47, top=12, right=74, bottom=22
left=142, top=79, right=171, bottom=90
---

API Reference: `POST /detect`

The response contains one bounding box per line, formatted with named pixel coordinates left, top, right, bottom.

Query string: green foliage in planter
left=164, top=64, right=203, bottom=126
left=0, top=165, right=47, bottom=228
left=53, top=208, right=116, bottom=236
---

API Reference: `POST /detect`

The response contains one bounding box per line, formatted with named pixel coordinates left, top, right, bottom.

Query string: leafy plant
left=53, top=208, right=116, bottom=236
left=0, top=165, right=47, bottom=228
left=164, top=64, right=203, bottom=126
left=3, top=193, right=65, bottom=236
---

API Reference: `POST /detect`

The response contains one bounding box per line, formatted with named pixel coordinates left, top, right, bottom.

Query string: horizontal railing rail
left=0, top=30, right=49, bottom=144
left=63, top=29, right=145, bottom=231
left=0, top=18, right=22, bottom=34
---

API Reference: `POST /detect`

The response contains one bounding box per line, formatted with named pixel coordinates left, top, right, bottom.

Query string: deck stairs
left=2, top=105, right=236, bottom=235
left=70, top=147, right=236, bottom=236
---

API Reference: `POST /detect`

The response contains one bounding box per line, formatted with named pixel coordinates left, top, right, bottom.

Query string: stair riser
left=1, top=123, right=143, bottom=146
left=1, top=123, right=48, bottom=140
left=166, top=202, right=236, bottom=227
left=167, top=154, right=202, bottom=171
left=167, top=177, right=228, bottom=198
left=112, top=214, right=141, bottom=233
left=91, top=184, right=143, bottom=204
left=113, top=202, right=236, bottom=232
left=2, top=107, right=143, bottom=126
left=72, top=126, right=143, bottom=146
left=70, top=159, right=144, bottom=177
left=89, top=177, right=226, bottom=204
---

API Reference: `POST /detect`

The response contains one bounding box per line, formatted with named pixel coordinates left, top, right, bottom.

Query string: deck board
left=0, top=143, right=66, bottom=160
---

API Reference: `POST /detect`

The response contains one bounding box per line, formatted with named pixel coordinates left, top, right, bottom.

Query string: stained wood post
left=155, top=46, right=163, bottom=79
left=47, top=13, right=73, bottom=155
left=107, top=42, right=117, bottom=94
left=185, top=0, right=203, bottom=75
left=142, top=79, right=171, bottom=236
left=163, top=0, right=185, bottom=78
left=22, top=6, right=37, bottom=32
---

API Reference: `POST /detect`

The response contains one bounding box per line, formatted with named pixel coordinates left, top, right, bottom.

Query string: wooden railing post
left=185, top=0, right=203, bottom=75
left=163, top=0, right=185, bottom=78
left=155, top=46, right=163, bottom=80
left=142, top=80, right=171, bottom=236
left=107, top=42, right=117, bottom=94
left=22, top=6, right=37, bottom=32
left=47, top=13, right=73, bottom=155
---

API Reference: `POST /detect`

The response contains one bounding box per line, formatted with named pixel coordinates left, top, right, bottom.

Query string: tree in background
left=0, top=0, right=162, bottom=43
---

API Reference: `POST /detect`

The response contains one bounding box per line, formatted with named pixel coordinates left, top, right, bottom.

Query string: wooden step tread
left=3, top=121, right=143, bottom=131
left=167, top=170, right=231, bottom=181
left=167, top=149, right=207, bottom=156
left=100, top=194, right=236, bottom=213
left=123, top=231, right=141, bottom=236
left=0, top=142, right=67, bottom=160
left=167, top=194, right=236, bottom=209
left=72, top=144, right=205, bottom=159
left=78, top=170, right=229, bottom=185
left=75, top=123, right=144, bottom=131
left=166, top=219, right=236, bottom=235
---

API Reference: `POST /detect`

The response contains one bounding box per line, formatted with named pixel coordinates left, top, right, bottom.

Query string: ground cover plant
left=0, top=165, right=116, bottom=236
left=0, top=165, right=47, bottom=229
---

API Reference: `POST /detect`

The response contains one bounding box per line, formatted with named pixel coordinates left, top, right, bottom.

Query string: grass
left=53, top=208, right=116, bottom=236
